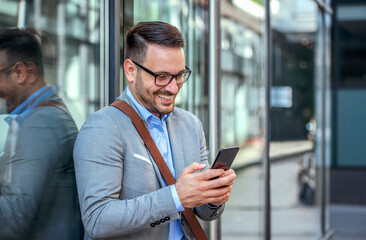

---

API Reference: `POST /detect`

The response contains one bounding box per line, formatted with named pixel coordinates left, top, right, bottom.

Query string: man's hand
left=175, top=162, right=236, bottom=209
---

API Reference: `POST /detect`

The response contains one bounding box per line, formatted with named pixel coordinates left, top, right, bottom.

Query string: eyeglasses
left=132, top=60, right=192, bottom=87
left=0, top=62, right=37, bottom=75
left=0, top=64, right=15, bottom=74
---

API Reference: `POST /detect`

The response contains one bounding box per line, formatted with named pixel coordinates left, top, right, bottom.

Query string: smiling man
left=73, top=21, right=236, bottom=240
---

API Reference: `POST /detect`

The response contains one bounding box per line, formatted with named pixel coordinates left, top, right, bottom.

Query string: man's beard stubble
left=134, top=73, right=175, bottom=116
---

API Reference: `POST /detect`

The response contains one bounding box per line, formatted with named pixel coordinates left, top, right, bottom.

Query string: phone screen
left=211, top=146, right=239, bottom=171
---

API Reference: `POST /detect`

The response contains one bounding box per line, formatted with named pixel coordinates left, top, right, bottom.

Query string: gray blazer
left=74, top=90, right=224, bottom=240
left=0, top=92, right=83, bottom=240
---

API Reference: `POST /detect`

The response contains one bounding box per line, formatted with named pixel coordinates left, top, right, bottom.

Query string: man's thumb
left=181, top=162, right=206, bottom=175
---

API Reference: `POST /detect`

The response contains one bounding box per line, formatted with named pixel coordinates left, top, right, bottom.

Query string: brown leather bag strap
left=111, top=100, right=208, bottom=240
left=112, top=100, right=175, bottom=185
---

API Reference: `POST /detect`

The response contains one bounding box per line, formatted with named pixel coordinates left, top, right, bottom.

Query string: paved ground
left=220, top=143, right=366, bottom=240
left=221, top=153, right=321, bottom=240
left=330, top=204, right=366, bottom=240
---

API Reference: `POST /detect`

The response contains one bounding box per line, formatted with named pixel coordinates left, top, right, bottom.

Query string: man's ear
left=12, top=62, right=27, bottom=84
left=24, top=62, right=39, bottom=84
left=124, top=59, right=137, bottom=83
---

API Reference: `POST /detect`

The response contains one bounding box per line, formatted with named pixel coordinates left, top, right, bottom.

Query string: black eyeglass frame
left=132, top=60, right=192, bottom=87
left=0, top=64, right=16, bottom=74
left=0, top=62, right=39, bottom=74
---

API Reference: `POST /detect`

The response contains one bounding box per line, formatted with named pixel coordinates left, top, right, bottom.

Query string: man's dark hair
left=125, top=21, right=185, bottom=64
left=0, top=27, right=44, bottom=75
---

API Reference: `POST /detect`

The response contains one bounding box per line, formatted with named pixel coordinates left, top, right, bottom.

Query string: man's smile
left=158, top=94, right=173, bottom=100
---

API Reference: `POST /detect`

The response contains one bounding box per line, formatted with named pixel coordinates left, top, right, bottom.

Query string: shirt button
left=150, top=223, right=155, bottom=227
left=155, top=221, right=160, bottom=225
left=165, top=216, right=170, bottom=221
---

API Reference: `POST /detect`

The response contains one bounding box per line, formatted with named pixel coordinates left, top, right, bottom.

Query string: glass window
left=28, top=0, right=102, bottom=128
left=0, top=0, right=20, bottom=152
left=220, top=0, right=266, bottom=239
left=333, top=2, right=366, bottom=85
left=270, top=0, right=323, bottom=239
left=0, top=1, right=102, bottom=129
left=332, top=1, right=366, bottom=168
left=0, top=1, right=102, bottom=238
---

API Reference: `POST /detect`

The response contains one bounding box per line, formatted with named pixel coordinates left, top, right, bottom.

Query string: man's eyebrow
left=157, top=68, right=186, bottom=75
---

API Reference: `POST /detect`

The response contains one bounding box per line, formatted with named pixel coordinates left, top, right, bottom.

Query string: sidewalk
left=223, top=140, right=366, bottom=240
left=329, top=204, right=366, bottom=240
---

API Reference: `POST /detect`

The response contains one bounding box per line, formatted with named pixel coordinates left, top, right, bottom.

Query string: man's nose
left=164, top=77, right=179, bottom=94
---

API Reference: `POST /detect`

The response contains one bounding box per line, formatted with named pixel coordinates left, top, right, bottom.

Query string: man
left=0, top=28, right=83, bottom=239
left=74, top=21, right=236, bottom=239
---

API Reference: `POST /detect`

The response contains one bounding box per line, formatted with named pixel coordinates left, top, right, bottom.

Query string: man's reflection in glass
left=0, top=28, right=83, bottom=239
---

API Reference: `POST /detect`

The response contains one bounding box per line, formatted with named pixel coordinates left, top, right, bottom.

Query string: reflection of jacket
left=74, top=90, right=224, bottom=240
left=0, top=92, right=83, bottom=240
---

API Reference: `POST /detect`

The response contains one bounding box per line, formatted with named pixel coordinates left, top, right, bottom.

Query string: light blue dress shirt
left=126, top=87, right=185, bottom=240
left=4, top=85, right=56, bottom=157
left=6, top=85, right=55, bottom=124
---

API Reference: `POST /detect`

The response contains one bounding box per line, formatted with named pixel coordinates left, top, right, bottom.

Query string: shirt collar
left=10, top=85, right=53, bottom=115
left=7, top=85, right=55, bottom=123
left=126, top=86, right=170, bottom=124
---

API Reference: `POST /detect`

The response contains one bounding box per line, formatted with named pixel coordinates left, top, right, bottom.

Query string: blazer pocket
left=129, top=153, right=154, bottom=172
left=133, top=153, right=152, bottom=165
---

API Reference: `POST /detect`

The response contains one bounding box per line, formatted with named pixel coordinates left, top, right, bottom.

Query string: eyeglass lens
left=155, top=72, right=190, bottom=86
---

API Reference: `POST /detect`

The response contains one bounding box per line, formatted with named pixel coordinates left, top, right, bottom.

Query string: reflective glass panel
left=220, top=0, right=265, bottom=239
left=0, top=1, right=101, bottom=238
left=271, top=0, right=322, bottom=239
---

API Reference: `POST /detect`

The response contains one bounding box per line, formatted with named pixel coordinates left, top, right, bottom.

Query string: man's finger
left=221, top=169, right=235, bottom=177
left=180, top=162, right=206, bottom=175
left=199, top=168, right=225, bottom=181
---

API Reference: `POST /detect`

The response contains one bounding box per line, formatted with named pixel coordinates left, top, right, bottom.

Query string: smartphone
left=210, top=146, right=239, bottom=179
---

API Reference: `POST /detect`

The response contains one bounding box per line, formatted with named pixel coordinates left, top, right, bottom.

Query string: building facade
left=1, top=0, right=364, bottom=239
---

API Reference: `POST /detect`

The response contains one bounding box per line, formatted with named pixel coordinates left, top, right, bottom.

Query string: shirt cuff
left=170, top=185, right=185, bottom=212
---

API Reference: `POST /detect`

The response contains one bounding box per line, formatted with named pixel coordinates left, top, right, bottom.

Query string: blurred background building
left=0, top=0, right=365, bottom=239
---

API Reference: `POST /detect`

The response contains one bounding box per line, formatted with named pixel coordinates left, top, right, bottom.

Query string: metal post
left=100, top=0, right=109, bottom=108
left=209, top=0, right=220, bottom=239
left=187, top=0, right=194, bottom=114
left=108, top=0, right=120, bottom=103
left=264, top=0, right=272, bottom=239
left=320, top=9, right=327, bottom=237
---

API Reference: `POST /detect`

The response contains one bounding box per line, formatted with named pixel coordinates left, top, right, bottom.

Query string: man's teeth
left=158, top=95, right=172, bottom=100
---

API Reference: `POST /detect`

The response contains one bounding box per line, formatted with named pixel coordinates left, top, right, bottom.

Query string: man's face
left=0, top=51, right=17, bottom=113
left=130, top=44, right=186, bottom=117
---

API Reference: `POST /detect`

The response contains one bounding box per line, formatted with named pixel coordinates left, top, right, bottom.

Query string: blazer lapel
left=118, top=91, right=166, bottom=187
left=167, top=112, right=185, bottom=180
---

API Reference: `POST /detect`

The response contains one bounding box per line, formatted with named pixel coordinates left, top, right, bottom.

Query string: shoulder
left=171, top=107, right=203, bottom=129
left=172, top=107, right=200, bottom=122
left=16, top=104, right=78, bottom=150
left=22, top=103, right=76, bottom=131
left=172, top=107, right=199, bottom=121
left=76, top=105, right=135, bottom=145
left=81, top=105, right=130, bottom=130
